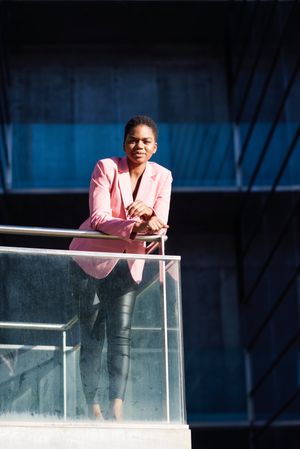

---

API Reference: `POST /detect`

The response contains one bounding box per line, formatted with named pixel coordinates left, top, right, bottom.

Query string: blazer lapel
left=118, top=157, right=133, bottom=210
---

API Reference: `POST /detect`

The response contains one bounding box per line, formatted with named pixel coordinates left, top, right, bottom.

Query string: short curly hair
left=124, top=115, right=158, bottom=143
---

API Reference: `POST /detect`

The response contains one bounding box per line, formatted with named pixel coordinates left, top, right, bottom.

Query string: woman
left=70, top=115, right=172, bottom=421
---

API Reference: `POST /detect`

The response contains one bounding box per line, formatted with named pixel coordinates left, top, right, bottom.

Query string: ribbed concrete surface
left=0, top=422, right=191, bottom=449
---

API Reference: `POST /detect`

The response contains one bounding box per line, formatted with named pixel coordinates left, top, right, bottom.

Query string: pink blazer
left=69, top=157, right=172, bottom=282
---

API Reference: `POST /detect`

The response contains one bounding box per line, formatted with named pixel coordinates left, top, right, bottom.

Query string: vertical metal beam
left=245, top=349, right=256, bottom=449
left=62, top=330, right=67, bottom=420
left=159, top=235, right=170, bottom=422
left=233, top=122, right=243, bottom=188
left=244, top=350, right=255, bottom=426
left=175, top=261, right=186, bottom=424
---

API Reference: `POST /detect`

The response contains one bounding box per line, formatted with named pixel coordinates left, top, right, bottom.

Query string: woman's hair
left=124, top=115, right=158, bottom=143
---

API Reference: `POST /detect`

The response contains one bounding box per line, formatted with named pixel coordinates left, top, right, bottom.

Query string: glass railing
left=0, top=228, right=185, bottom=424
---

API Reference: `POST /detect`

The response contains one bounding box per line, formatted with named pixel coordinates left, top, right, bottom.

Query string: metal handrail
left=0, top=224, right=167, bottom=244
left=0, top=315, right=79, bottom=332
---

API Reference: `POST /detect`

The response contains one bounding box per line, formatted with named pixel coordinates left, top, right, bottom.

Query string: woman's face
left=124, top=125, right=157, bottom=168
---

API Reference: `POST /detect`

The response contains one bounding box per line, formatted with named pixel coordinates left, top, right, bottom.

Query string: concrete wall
left=9, top=44, right=233, bottom=190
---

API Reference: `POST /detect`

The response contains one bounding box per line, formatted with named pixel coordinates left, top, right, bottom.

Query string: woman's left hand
left=131, top=215, right=169, bottom=235
left=126, top=200, right=153, bottom=219
left=145, top=216, right=169, bottom=233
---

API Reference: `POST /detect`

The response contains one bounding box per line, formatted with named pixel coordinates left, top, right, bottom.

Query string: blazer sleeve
left=89, top=160, right=136, bottom=239
left=152, top=169, right=173, bottom=231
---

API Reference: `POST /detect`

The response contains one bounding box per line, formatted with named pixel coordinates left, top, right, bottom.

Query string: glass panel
left=0, top=247, right=185, bottom=423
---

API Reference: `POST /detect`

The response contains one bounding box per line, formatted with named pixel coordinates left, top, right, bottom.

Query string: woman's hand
left=126, top=200, right=153, bottom=220
left=132, top=216, right=169, bottom=234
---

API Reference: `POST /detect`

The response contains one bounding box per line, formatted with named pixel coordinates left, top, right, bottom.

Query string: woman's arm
left=89, top=160, right=136, bottom=239
left=131, top=170, right=172, bottom=235
left=152, top=170, right=172, bottom=225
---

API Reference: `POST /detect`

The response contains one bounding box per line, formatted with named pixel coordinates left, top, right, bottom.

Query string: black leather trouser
left=73, top=261, right=138, bottom=404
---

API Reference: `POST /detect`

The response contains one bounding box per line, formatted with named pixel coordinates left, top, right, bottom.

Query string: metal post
left=62, top=330, right=67, bottom=420
left=175, top=261, right=186, bottom=423
left=159, top=235, right=170, bottom=422
left=233, top=122, right=243, bottom=189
